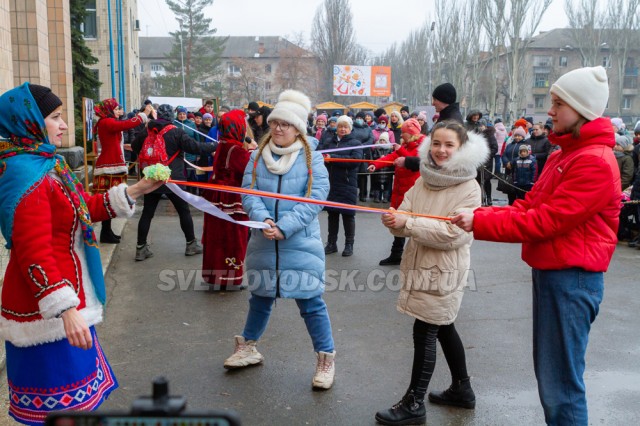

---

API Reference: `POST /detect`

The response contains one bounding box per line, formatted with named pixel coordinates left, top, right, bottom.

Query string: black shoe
left=428, top=378, right=476, bottom=409
left=359, top=196, right=367, bottom=202
left=629, top=238, right=640, bottom=248
left=100, top=233, right=121, bottom=244
left=324, top=242, right=338, bottom=254
left=374, top=198, right=382, bottom=203
left=379, top=253, right=402, bottom=266
left=375, top=391, right=426, bottom=425
left=342, top=243, right=353, bottom=257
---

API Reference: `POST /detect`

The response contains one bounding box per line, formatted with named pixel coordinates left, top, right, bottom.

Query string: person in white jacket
left=374, top=120, right=489, bottom=425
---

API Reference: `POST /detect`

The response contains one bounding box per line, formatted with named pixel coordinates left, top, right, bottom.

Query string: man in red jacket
left=452, top=66, right=620, bottom=426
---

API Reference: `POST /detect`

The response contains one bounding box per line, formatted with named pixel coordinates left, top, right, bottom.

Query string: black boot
left=428, top=377, right=476, bottom=409
left=324, top=242, right=338, bottom=254
left=375, top=390, right=426, bottom=425
left=100, top=220, right=120, bottom=244
left=379, top=237, right=405, bottom=266
left=342, top=215, right=355, bottom=257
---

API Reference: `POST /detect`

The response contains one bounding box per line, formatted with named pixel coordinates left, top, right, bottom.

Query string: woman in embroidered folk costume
left=0, top=83, right=162, bottom=425
left=223, top=90, right=337, bottom=390
left=201, top=109, right=253, bottom=287
left=92, top=98, right=152, bottom=243
left=375, top=121, right=488, bottom=425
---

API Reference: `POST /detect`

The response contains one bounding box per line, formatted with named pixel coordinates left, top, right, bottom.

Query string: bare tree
left=502, top=0, right=552, bottom=120
left=604, top=0, right=640, bottom=115
left=311, top=0, right=365, bottom=100
left=564, top=0, right=607, bottom=66
left=477, top=0, right=507, bottom=117
left=276, top=33, right=322, bottom=102
left=432, top=0, right=482, bottom=114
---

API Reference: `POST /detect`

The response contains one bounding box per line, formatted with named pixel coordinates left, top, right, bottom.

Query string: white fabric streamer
left=166, top=183, right=270, bottom=229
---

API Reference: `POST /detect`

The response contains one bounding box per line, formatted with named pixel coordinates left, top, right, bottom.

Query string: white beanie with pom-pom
left=267, top=90, right=311, bottom=135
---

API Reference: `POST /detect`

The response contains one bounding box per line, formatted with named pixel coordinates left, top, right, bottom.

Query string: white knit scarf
left=261, top=140, right=304, bottom=175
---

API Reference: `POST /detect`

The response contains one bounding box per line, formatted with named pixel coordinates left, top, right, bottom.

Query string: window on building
left=602, top=56, right=611, bottom=68
left=623, top=96, right=633, bottom=109
left=151, top=63, right=164, bottom=72
left=265, top=64, right=272, bottom=73
left=82, top=0, right=97, bottom=39
left=534, top=73, right=549, bottom=88
left=623, top=76, right=638, bottom=89
left=140, top=64, right=144, bottom=73
left=154, top=81, right=162, bottom=90
left=228, top=64, right=241, bottom=75
left=534, top=96, right=546, bottom=109
left=533, top=56, right=553, bottom=67
left=265, top=81, right=272, bottom=90
left=559, top=56, right=568, bottom=67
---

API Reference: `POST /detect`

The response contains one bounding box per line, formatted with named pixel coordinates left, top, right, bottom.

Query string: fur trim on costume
left=108, top=184, right=135, bottom=218
left=418, top=131, right=490, bottom=171
left=0, top=305, right=103, bottom=347
left=93, top=165, right=128, bottom=175
left=38, top=286, right=80, bottom=320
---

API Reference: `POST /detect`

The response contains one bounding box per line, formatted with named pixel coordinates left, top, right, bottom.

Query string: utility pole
left=177, top=18, right=186, bottom=97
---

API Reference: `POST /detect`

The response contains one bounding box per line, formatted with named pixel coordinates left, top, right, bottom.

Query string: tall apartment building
left=139, top=36, right=321, bottom=107
left=82, top=0, right=142, bottom=113
left=470, top=28, right=640, bottom=125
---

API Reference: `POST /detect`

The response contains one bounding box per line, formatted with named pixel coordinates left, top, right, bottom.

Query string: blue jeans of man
left=242, top=294, right=334, bottom=353
left=532, top=268, right=603, bottom=426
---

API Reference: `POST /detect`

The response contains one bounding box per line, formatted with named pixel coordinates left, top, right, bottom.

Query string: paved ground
left=1, top=189, right=639, bottom=425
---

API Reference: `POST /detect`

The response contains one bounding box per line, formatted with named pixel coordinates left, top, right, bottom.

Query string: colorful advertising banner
left=333, top=65, right=392, bottom=97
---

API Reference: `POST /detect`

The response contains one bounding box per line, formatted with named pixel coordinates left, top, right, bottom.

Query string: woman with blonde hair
left=224, top=90, right=336, bottom=390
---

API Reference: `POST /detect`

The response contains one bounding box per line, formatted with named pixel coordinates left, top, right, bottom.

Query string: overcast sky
left=138, top=0, right=569, bottom=54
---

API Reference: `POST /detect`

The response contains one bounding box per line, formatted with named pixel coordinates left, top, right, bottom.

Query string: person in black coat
left=131, top=104, right=217, bottom=261
left=529, top=122, right=552, bottom=176
left=317, top=116, right=363, bottom=257
left=476, top=123, right=499, bottom=206
left=352, top=112, right=375, bottom=201
left=402, top=83, right=464, bottom=171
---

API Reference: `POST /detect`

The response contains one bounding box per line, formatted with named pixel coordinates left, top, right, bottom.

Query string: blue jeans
left=242, top=294, right=335, bottom=353
left=532, top=268, right=603, bottom=426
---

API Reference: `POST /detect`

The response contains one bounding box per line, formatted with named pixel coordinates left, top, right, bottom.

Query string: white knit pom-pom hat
left=267, top=90, right=311, bottom=135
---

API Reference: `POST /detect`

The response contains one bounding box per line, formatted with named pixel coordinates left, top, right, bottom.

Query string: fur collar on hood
left=417, top=131, right=490, bottom=190
left=418, top=130, right=490, bottom=171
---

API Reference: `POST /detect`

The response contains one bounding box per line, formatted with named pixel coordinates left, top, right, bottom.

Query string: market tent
left=382, top=101, right=405, bottom=115
left=348, top=101, right=379, bottom=111
left=314, top=101, right=348, bottom=116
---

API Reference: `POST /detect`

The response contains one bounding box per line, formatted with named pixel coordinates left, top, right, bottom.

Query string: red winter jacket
left=0, top=176, right=133, bottom=346
left=95, top=113, right=147, bottom=175
left=473, top=118, right=620, bottom=272
left=370, top=137, right=424, bottom=209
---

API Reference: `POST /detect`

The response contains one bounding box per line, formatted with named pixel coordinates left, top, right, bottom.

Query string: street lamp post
left=177, top=18, right=186, bottom=97
left=428, top=21, right=435, bottom=99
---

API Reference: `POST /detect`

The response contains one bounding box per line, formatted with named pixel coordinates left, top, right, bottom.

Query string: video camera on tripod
left=45, top=377, right=241, bottom=426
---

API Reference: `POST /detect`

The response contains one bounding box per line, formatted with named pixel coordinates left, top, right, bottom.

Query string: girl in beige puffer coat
left=375, top=120, right=489, bottom=425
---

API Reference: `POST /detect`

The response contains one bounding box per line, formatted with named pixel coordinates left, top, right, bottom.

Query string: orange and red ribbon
left=168, top=180, right=451, bottom=221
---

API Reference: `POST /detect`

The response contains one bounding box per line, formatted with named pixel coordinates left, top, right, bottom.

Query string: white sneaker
left=224, top=335, right=264, bottom=369
left=312, top=351, right=336, bottom=390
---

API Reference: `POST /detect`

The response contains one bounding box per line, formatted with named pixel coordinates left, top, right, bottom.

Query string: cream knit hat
left=550, top=66, right=609, bottom=120
left=337, top=115, right=353, bottom=130
left=267, top=90, right=311, bottom=135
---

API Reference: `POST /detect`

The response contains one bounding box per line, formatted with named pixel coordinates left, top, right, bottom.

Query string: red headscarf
left=219, top=109, right=247, bottom=145
left=93, top=98, right=119, bottom=135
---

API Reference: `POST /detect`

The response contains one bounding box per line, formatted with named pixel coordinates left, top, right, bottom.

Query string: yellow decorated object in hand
left=142, top=164, right=171, bottom=181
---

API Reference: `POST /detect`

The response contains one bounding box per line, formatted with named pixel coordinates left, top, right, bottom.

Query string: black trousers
left=410, top=319, right=469, bottom=401
left=137, top=192, right=195, bottom=246
left=327, top=211, right=355, bottom=244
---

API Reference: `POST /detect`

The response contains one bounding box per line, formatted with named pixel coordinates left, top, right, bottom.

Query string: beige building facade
left=0, top=0, right=75, bottom=146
